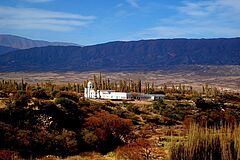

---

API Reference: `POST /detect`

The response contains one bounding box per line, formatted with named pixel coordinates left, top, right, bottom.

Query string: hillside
left=0, top=45, right=18, bottom=55
left=0, top=38, right=239, bottom=72
left=0, top=34, right=79, bottom=49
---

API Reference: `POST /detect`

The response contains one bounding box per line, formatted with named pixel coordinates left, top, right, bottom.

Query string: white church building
left=84, top=81, right=165, bottom=100
left=84, top=81, right=132, bottom=100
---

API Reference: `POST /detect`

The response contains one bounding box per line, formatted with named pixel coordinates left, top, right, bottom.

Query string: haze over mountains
left=0, top=34, right=79, bottom=50
left=0, top=35, right=239, bottom=72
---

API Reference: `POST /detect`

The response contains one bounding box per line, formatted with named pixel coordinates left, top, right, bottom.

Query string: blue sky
left=0, top=0, right=239, bottom=45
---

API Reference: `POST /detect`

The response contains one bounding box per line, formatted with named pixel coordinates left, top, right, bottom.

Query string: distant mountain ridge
left=0, top=34, right=79, bottom=49
left=0, top=38, right=239, bottom=72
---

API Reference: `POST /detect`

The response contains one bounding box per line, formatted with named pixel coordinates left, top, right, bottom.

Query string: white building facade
left=134, top=94, right=165, bottom=100
left=84, top=81, right=164, bottom=100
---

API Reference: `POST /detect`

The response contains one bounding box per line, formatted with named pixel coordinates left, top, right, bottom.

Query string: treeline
left=91, top=74, right=144, bottom=93
left=89, top=74, right=200, bottom=95
left=0, top=75, right=235, bottom=100
left=0, top=79, right=85, bottom=98
left=89, top=74, right=227, bottom=97
left=0, top=79, right=26, bottom=93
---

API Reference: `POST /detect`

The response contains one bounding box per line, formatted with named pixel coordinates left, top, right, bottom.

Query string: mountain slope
left=0, top=45, right=18, bottom=55
left=0, top=34, right=79, bottom=49
left=0, top=38, right=239, bottom=72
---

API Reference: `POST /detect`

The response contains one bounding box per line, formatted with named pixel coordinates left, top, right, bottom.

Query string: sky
left=0, top=0, right=239, bottom=45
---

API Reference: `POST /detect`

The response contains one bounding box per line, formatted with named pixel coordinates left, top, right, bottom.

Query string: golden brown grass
left=170, top=123, right=240, bottom=160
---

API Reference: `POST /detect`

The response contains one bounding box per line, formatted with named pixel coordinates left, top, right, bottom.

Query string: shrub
left=104, top=101, right=116, bottom=107
left=54, top=97, right=79, bottom=111
left=80, top=128, right=98, bottom=149
left=126, top=104, right=141, bottom=115
left=219, top=93, right=240, bottom=103
left=0, top=150, right=19, bottom=160
left=0, top=121, right=15, bottom=148
left=152, top=99, right=167, bottom=113
left=175, top=103, right=192, bottom=108
left=55, top=91, right=79, bottom=103
left=82, top=111, right=133, bottom=153
left=54, top=98, right=83, bottom=130
left=32, top=89, right=50, bottom=99
left=195, top=97, right=224, bottom=110
left=78, top=99, right=90, bottom=107
left=53, top=129, right=78, bottom=156
left=143, top=115, right=176, bottom=126
left=51, top=90, right=59, bottom=98
left=116, top=139, right=166, bottom=160
left=15, top=95, right=29, bottom=107
left=194, top=108, right=240, bottom=128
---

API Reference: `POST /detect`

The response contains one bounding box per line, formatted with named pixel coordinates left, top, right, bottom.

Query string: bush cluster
left=0, top=94, right=133, bottom=158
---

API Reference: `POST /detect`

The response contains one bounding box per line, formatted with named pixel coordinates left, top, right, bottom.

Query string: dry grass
left=37, top=152, right=115, bottom=160
left=0, top=99, right=6, bottom=109
left=170, top=123, right=240, bottom=160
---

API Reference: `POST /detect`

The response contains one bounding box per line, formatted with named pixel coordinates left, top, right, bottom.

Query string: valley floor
left=0, top=71, right=239, bottom=92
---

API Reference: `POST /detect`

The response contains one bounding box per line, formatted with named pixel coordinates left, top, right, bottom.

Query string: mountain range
left=0, top=45, right=17, bottom=56
left=0, top=36, right=239, bottom=72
